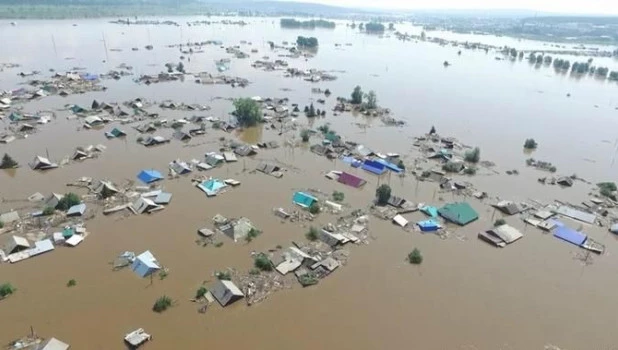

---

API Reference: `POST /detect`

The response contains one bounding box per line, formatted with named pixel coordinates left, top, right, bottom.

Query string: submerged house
left=493, top=201, right=522, bottom=215
left=132, top=197, right=163, bottom=214
left=218, top=217, right=256, bottom=242
left=3, top=235, right=30, bottom=255
left=169, top=160, right=192, bottom=175
left=205, top=153, right=225, bottom=167
left=274, top=247, right=315, bottom=275
left=141, top=135, right=169, bottom=147
left=94, top=180, right=119, bottom=198
left=197, top=178, right=227, bottom=197
left=256, top=162, right=283, bottom=177
left=211, top=279, right=244, bottom=307
left=337, top=172, right=366, bottom=188
left=293, top=191, right=318, bottom=208
left=105, top=127, right=126, bottom=138
left=37, top=337, right=70, bottom=350
left=131, top=250, right=161, bottom=278
left=30, top=155, right=58, bottom=170
left=234, top=145, right=256, bottom=157
left=438, top=202, right=478, bottom=226
left=479, top=224, right=523, bottom=247
left=67, top=203, right=86, bottom=217
left=173, top=130, right=192, bottom=141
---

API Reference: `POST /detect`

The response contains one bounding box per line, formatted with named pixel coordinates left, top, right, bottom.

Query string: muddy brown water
left=1, top=17, right=618, bottom=349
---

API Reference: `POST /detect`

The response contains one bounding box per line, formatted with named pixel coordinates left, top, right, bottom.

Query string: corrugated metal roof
left=554, top=226, right=587, bottom=246
left=556, top=206, right=596, bottom=224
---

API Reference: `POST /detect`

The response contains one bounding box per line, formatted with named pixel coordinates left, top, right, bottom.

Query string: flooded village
left=2, top=14, right=618, bottom=350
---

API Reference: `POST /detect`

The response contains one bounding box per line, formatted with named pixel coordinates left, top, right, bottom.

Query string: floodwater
left=1, top=17, right=618, bottom=349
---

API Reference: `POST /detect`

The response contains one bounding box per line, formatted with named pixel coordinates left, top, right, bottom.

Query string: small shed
left=65, top=234, right=84, bottom=247
left=223, top=152, right=238, bottom=162
left=211, top=279, right=244, bottom=307
left=170, top=161, right=192, bottom=175
left=131, top=251, right=161, bottom=278
left=38, top=337, right=70, bottom=350
left=235, top=145, right=256, bottom=157
left=133, top=197, right=163, bottom=214
left=392, top=215, right=409, bottom=228
left=417, top=219, right=439, bottom=232
left=154, top=192, right=173, bottom=205
left=105, top=127, right=126, bottom=138
left=94, top=181, right=119, bottom=198
left=67, top=203, right=86, bottom=217
left=137, top=169, right=163, bottom=184
left=438, top=202, right=478, bottom=226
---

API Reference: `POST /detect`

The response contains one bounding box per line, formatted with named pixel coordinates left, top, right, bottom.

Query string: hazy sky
left=281, top=0, right=616, bottom=14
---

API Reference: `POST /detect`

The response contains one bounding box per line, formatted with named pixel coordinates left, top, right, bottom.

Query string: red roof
left=338, top=172, right=366, bottom=188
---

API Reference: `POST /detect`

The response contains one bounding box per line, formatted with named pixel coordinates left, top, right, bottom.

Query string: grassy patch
left=254, top=253, right=273, bottom=272
left=152, top=295, right=173, bottom=313
left=306, top=226, right=319, bottom=241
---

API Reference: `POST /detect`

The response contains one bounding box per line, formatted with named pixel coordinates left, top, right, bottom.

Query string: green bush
left=408, top=248, right=423, bottom=265
left=42, top=206, right=55, bottom=216
left=397, top=160, right=405, bottom=170
left=464, top=147, right=481, bottom=163
left=306, top=226, right=319, bottom=241
left=56, top=193, right=80, bottom=211
left=494, top=219, right=506, bottom=227
left=309, top=202, right=321, bottom=214
left=351, top=86, right=363, bottom=104
left=0, top=283, right=16, bottom=298
left=298, top=273, right=319, bottom=287
left=152, top=295, right=173, bottom=313
left=376, top=184, right=391, bottom=205
left=216, top=271, right=231, bottom=281
left=442, top=162, right=462, bottom=173
left=254, top=253, right=273, bottom=272
left=195, top=286, right=207, bottom=299
left=524, top=138, right=538, bottom=149
left=0, top=220, right=4, bottom=229
left=332, top=191, right=345, bottom=202
left=66, top=279, right=77, bottom=287
left=245, top=228, right=262, bottom=243
left=598, top=182, right=617, bottom=199
left=214, top=242, right=224, bottom=248
left=249, top=268, right=261, bottom=276
left=463, top=167, right=477, bottom=175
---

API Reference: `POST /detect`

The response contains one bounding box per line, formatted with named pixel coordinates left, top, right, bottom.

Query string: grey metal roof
left=211, top=279, right=244, bottom=307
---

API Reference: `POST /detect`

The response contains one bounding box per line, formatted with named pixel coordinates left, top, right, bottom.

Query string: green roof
left=438, top=202, right=478, bottom=226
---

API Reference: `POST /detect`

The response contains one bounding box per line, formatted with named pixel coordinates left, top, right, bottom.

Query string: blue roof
left=197, top=179, right=226, bottom=196
left=417, top=219, right=439, bottom=232
left=341, top=156, right=362, bottom=168
left=137, top=169, right=163, bottom=184
left=362, top=160, right=386, bottom=175
left=553, top=226, right=587, bottom=246
left=293, top=191, right=317, bottom=208
left=375, top=159, right=402, bottom=173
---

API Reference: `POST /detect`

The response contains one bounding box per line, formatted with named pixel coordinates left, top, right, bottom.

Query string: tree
left=306, top=226, right=319, bottom=241
left=359, top=23, right=364, bottom=30
left=528, top=53, right=537, bottom=63
left=408, top=248, right=423, bottom=265
left=464, top=167, right=477, bottom=175
left=176, top=62, right=185, bottom=73
left=351, top=86, right=363, bottom=104
left=464, top=147, right=480, bottom=163
left=365, top=22, right=385, bottom=32
left=597, top=182, right=617, bottom=199
left=254, top=253, right=273, bottom=272
left=66, top=279, right=77, bottom=287
left=300, top=129, right=310, bottom=142
left=332, top=191, right=345, bottom=202
left=420, top=30, right=426, bottom=40
left=376, top=184, right=391, bottom=205
left=509, top=48, right=517, bottom=57
left=365, top=90, right=377, bottom=109
left=429, top=126, right=436, bottom=134
left=306, top=103, right=316, bottom=117
left=0, top=283, right=16, bottom=298
left=233, top=98, right=262, bottom=127
left=609, top=71, right=618, bottom=81
left=397, top=160, right=405, bottom=171
left=0, top=153, right=18, bottom=169
left=56, top=193, right=80, bottom=211
left=388, top=23, right=395, bottom=31
left=152, top=295, right=173, bottom=313
left=536, top=55, right=543, bottom=64
left=195, top=286, right=207, bottom=299
left=524, top=138, right=538, bottom=149
left=309, top=202, right=321, bottom=215
left=296, top=36, right=319, bottom=48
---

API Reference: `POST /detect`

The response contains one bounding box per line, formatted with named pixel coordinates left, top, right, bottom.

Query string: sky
left=280, top=0, right=617, bottom=15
